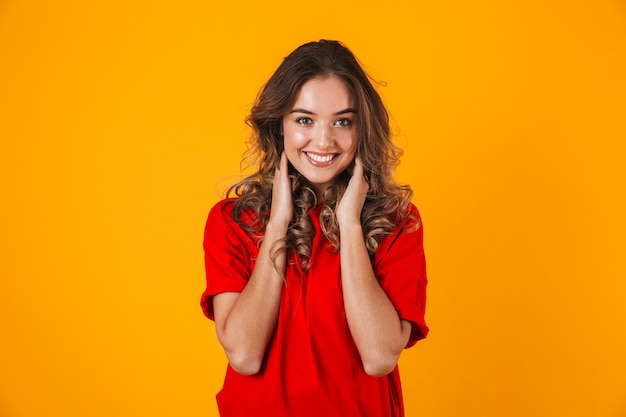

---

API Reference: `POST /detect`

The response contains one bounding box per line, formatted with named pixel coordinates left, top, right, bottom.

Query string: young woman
left=201, top=40, right=428, bottom=417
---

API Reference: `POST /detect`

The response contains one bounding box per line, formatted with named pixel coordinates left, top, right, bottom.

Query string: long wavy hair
left=227, top=39, right=418, bottom=271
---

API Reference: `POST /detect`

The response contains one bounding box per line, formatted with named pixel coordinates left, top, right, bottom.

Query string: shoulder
left=204, top=198, right=259, bottom=251
left=206, top=197, right=264, bottom=235
left=373, top=202, right=424, bottom=260
left=206, top=198, right=238, bottom=228
left=398, top=202, right=423, bottom=233
left=209, top=197, right=237, bottom=217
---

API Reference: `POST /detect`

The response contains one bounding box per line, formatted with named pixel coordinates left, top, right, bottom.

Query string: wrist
left=265, top=221, right=289, bottom=237
left=338, top=219, right=363, bottom=234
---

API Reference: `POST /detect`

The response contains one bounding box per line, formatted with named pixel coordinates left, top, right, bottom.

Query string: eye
left=296, top=117, right=313, bottom=125
left=334, top=118, right=353, bottom=127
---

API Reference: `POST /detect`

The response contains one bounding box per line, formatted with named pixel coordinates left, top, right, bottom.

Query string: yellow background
left=1, top=1, right=625, bottom=416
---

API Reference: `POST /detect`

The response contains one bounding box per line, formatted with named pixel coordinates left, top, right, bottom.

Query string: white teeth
left=306, top=152, right=335, bottom=163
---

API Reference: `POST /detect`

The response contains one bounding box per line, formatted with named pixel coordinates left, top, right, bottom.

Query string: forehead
left=293, top=75, right=355, bottom=109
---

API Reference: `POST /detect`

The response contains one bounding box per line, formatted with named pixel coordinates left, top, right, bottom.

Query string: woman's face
left=282, top=75, right=357, bottom=198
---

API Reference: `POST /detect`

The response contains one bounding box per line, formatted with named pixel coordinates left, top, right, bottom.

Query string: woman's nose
left=313, top=124, right=333, bottom=149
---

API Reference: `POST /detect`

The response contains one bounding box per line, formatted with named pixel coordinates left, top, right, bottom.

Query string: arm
left=336, top=157, right=412, bottom=377
left=212, top=153, right=293, bottom=375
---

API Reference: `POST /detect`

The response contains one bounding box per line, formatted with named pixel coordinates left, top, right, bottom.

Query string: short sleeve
left=200, top=199, right=256, bottom=320
left=373, top=204, right=429, bottom=347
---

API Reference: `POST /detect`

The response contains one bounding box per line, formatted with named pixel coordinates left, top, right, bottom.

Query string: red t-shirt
left=201, top=198, right=428, bottom=417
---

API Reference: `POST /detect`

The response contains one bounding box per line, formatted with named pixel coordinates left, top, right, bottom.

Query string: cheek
left=283, top=129, right=307, bottom=151
left=339, top=132, right=358, bottom=153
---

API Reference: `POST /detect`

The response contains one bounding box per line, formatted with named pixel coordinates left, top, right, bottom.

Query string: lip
left=303, top=151, right=338, bottom=168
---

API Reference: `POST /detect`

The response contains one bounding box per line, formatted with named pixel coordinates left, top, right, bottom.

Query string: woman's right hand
left=268, top=152, right=294, bottom=229
left=213, top=152, right=292, bottom=375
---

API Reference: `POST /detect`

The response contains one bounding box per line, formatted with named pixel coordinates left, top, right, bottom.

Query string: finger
left=353, top=157, right=369, bottom=194
left=275, top=152, right=286, bottom=181
left=280, top=151, right=289, bottom=172
left=353, top=156, right=364, bottom=178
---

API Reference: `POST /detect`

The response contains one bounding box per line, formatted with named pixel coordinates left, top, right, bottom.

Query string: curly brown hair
left=227, top=40, right=418, bottom=271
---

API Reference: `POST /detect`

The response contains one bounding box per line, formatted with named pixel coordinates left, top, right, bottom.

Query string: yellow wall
left=1, top=1, right=625, bottom=416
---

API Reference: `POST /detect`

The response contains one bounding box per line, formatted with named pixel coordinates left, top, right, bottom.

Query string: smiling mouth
left=304, top=152, right=337, bottom=164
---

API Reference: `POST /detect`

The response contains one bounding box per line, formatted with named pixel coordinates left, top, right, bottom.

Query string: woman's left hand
left=336, top=156, right=411, bottom=377
left=336, top=156, right=369, bottom=229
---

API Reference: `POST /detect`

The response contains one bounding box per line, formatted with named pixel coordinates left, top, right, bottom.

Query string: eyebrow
left=289, top=108, right=357, bottom=116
